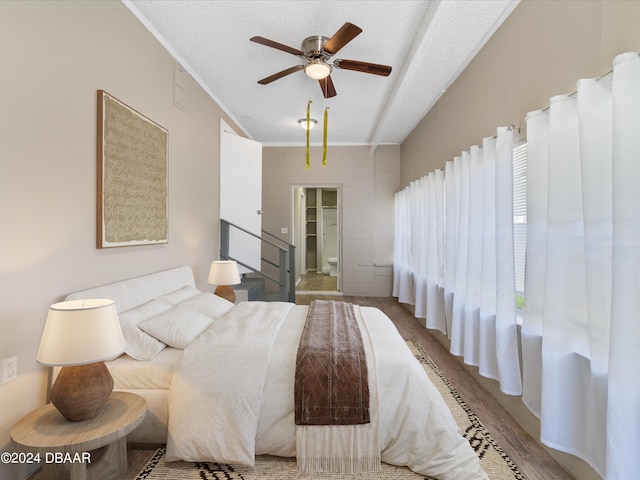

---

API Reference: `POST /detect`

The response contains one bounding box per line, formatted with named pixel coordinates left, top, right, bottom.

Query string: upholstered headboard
left=65, top=265, right=196, bottom=313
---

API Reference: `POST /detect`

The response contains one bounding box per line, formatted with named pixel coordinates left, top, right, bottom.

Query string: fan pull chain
left=322, top=107, right=329, bottom=167
left=306, top=100, right=312, bottom=170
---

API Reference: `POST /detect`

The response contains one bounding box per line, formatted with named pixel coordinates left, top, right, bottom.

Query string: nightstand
left=11, top=391, right=146, bottom=480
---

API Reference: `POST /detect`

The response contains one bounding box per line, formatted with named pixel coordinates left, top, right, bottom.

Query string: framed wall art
left=97, top=90, right=168, bottom=248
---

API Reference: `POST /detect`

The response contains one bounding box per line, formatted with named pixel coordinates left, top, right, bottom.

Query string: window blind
left=512, top=141, right=527, bottom=296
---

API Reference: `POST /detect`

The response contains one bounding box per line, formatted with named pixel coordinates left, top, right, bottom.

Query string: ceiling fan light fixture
left=298, top=118, right=317, bottom=130
left=251, top=23, right=391, bottom=99
left=304, top=60, right=332, bottom=80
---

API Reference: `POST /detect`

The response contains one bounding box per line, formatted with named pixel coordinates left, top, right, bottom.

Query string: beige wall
left=262, top=145, right=400, bottom=296
left=401, top=0, right=640, bottom=187
left=0, top=2, right=240, bottom=477
left=399, top=1, right=640, bottom=479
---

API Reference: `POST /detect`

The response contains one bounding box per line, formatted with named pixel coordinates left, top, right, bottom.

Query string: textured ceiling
left=123, top=0, right=519, bottom=147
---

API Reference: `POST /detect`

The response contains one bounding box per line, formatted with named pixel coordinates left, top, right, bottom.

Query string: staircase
left=220, top=219, right=296, bottom=302
left=234, top=277, right=265, bottom=301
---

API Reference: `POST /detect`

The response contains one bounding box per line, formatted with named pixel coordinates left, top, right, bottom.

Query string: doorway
left=292, top=185, right=341, bottom=295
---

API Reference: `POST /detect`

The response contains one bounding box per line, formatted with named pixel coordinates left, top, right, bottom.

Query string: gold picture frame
left=97, top=90, right=168, bottom=248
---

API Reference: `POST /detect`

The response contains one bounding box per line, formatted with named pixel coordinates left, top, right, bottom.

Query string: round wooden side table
left=11, top=391, right=146, bottom=480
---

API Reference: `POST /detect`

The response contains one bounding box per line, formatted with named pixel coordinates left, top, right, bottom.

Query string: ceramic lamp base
left=50, top=362, right=114, bottom=422
left=214, top=285, right=236, bottom=303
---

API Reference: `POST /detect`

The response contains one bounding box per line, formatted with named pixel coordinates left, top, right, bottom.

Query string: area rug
left=134, top=341, right=524, bottom=480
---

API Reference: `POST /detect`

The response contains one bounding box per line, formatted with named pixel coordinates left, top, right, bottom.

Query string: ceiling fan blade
left=258, top=65, right=305, bottom=85
left=334, top=59, right=392, bottom=76
left=322, top=22, right=362, bottom=55
left=319, top=75, right=337, bottom=98
left=250, top=36, right=304, bottom=56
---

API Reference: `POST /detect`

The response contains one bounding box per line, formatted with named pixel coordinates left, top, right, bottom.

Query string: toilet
left=327, top=257, right=338, bottom=277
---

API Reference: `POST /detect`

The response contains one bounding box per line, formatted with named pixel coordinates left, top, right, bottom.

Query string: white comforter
left=166, top=301, right=488, bottom=480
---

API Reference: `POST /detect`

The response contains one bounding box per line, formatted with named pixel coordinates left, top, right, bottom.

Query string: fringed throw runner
left=295, top=300, right=380, bottom=474
left=294, top=300, right=370, bottom=425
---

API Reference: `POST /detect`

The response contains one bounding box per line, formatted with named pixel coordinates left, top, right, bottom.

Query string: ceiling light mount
left=298, top=118, right=317, bottom=130
left=301, top=35, right=333, bottom=80
left=301, top=35, right=330, bottom=58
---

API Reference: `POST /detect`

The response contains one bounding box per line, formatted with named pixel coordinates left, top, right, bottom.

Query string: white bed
left=64, top=266, right=487, bottom=480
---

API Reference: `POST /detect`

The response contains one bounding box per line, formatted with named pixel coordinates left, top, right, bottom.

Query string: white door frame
left=290, top=184, right=342, bottom=292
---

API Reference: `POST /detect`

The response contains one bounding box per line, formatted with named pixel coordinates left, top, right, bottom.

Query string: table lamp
left=36, top=299, right=124, bottom=422
left=208, top=260, right=241, bottom=303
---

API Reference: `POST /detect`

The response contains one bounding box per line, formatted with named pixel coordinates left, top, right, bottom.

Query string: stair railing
left=220, top=218, right=296, bottom=302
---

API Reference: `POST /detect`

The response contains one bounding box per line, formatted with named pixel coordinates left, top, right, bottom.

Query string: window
left=513, top=141, right=527, bottom=309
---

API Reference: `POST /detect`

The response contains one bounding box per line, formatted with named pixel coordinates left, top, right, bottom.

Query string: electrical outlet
left=2, top=356, right=17, bottom=384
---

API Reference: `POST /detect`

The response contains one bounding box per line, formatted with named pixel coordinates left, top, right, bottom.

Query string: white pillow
left=138, top=306, right=214, bottom=349
left=158, top=285, right=201, bottom=306
left=118, top=299, right=171, bottom=360
left=178, top=292, right=234, bottom=320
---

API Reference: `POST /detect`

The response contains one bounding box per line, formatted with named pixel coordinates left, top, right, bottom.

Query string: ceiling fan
left=250, top=22, right=392, bottom=98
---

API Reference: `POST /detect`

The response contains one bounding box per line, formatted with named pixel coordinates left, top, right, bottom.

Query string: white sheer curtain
left=521, top=52, right=640, bottom=478
left=443, top=158, right=460, bottom=334
left=411, top=176, right=428, bottom=318
left=446, top=128, right=522, bottom=395
left=607, top=52, right=640, bottom=479
left=520, top=109, right=548, bottom=418
left=393, top=127, right=522, bottom=395
left=424, top=170, right=445, bottom=332
left=393, top=171, right=446, bottom=333
left=392, top=187, right=412, bottom=304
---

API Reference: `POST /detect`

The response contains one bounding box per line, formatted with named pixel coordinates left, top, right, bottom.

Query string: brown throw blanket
left=295, top=300, right=370, bottom=425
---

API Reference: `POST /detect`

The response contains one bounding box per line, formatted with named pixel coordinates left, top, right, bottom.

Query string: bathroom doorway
left=292, top=185, right=341, bottom=295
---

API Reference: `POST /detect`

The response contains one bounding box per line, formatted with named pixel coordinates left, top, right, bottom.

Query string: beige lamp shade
left=37, top=299, right=124, bottom=366
left=207, top=260, right=241, bottom=286
left=208, top=260, right=241, bottom=304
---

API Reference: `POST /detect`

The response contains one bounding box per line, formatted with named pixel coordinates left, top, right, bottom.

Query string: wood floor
left=296, top=272, right=338, bottom=293
left=27, top=296, right=574, bottom=480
